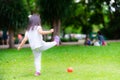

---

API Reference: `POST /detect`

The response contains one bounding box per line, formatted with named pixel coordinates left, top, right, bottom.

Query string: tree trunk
left=62, top=28, right=65, bottom=38
left=8, top=28, right=15, bottom=48
left=52, top=19, right=61, bottom=37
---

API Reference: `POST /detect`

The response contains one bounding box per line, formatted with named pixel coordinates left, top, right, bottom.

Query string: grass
left=0, top=42, right=120, bottom=80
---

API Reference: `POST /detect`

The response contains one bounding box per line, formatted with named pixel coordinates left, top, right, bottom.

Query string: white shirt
left=25, top=26, right=45, bottom=49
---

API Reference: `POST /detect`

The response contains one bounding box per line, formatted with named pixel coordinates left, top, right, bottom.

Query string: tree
left=0, top=0, right=28, bottom=48
left=66, top=0, right=120, bottom=38
left=100, top=0, right=120, bottom=39
left=36, top=0, right=73, bottom=37
left=63, top=0, right=93, bottom=34
left=26, top=0, right=36, bottom=14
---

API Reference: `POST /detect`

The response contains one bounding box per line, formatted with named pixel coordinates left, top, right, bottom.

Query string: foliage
left=0, top=0, right=120, bottom=40
left=0, top=0, right=29, bottom=48
left=25, top=0, right=36, bottom=14
left=36, top=0, right=73, bottom=24
left=36, top=0, right=74, bottom=36
left=63, top=1, right=96, bottom=34
left=0, top=0, right=28, bottom=30
left=100, top=0, right=120, bottom=39
left=63, top=0, right=120, bottom=39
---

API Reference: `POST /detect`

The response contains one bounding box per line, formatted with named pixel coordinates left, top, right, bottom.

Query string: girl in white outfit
left=17, top=14, right=59, bottom=76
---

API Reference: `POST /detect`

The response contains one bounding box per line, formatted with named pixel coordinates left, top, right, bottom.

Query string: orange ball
left=67, top=67, right=73, bottom=72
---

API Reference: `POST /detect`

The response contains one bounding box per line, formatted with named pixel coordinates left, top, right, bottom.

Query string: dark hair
left=97, top=31, right=102, bottom=35
left=27, top=14, right=41, bottom=31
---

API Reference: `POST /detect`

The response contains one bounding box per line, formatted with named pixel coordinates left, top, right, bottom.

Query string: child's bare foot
left=35, top=72, right=41, bottom=76
left=54, top=35, right=60, bottom=46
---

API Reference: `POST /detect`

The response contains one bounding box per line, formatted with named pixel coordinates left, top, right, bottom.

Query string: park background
left=0, top=0, right=120, bottom=80
left=0, top=0, right=120, bottom=47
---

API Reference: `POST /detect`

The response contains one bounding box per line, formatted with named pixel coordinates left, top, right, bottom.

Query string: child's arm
left=17, top=37, right=28, bottom=50
left=38, top=28, right=54, bottom=35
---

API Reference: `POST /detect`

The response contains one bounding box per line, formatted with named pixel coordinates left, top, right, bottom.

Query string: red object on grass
left=67, top=67, right=73, bottom=72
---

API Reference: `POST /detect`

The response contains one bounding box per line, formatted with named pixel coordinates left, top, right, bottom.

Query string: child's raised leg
left=40, top=36, right=60, bottom=51
left=40, top=41, right=57, bottom=51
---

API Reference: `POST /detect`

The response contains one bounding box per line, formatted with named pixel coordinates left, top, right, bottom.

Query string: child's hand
left=50, top=29, right=54, bottom=33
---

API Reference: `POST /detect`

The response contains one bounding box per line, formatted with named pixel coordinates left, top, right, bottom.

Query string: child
left=84, top=34, right=91, bottom=46
left=97, top=31, right=107, bottom=46
left=2, top=29, right=9, bottom=45
left=17, top=33, right=23, bottom=44
left=17, top=13, right=60, bottom=76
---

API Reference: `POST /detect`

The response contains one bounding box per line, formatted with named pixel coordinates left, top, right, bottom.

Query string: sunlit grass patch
left=0, top=42, right=120, bottom=80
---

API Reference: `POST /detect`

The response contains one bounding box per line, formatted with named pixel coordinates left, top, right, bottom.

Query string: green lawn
left=0, top=42, right=120, bottom=80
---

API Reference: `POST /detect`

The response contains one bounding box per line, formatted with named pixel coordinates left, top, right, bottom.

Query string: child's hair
left=27, top=14, right=41, bottom=31
left=97, top=31, right=102, bottom=35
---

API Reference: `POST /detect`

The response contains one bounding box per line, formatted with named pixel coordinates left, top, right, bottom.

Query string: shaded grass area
left=0, top=42, right=120, bottom=80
